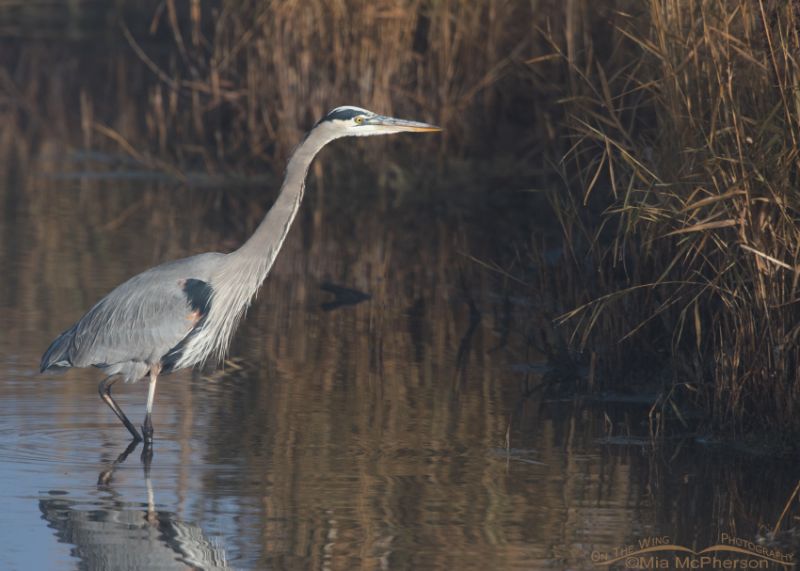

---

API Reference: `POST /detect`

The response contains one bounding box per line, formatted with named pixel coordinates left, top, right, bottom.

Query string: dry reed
left=533, top=0, right=800, bottom=437
left=131, top=0, right=533, bottom=168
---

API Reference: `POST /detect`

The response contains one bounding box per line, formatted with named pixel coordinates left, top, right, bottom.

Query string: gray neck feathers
left=175, top=126, right=337, bottom=367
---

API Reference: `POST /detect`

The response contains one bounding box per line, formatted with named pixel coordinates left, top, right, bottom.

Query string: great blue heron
left=40, top=106, right=441, bottom=444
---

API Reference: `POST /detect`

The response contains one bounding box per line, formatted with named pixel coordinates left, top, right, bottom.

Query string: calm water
left=0, top=146, right=797, bottom=570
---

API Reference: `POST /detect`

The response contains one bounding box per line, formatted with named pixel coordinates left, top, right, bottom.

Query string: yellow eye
left=354, top=116, right=364, bottom=125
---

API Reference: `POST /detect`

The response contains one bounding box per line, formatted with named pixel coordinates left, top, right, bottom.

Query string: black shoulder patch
left=162, top=279, right=212, bottom=374
left=183, top=278, right=212, bottom=316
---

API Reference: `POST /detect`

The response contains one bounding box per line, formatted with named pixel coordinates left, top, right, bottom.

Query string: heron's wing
left=42, top=253, right=222, bottom=374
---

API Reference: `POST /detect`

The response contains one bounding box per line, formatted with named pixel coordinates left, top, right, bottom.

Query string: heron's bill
left=402, top=124, right=443, bottom=132
left=369, top=116, right=443, bottom=132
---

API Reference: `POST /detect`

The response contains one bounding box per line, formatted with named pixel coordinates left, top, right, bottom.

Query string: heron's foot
left=142, top=414, right=154, bottom=445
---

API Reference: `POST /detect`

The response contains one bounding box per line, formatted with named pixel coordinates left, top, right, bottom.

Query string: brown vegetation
left=530, top=0, right=800, bottom=437
left=129, top=0, right=534, bottom=168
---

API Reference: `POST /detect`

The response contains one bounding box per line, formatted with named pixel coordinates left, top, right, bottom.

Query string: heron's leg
left=98, top=376, right=143, bottom=442
left=142, top=367, right=159, bottom=444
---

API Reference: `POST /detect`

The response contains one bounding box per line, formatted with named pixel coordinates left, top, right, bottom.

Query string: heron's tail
left=40, top=328, right=75, bottom=372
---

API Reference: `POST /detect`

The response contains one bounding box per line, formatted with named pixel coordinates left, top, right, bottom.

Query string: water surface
left=0, top=147, right=797, bottom=570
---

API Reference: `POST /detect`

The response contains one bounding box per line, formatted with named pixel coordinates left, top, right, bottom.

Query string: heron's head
left=315, top=106, right=441, bottom=138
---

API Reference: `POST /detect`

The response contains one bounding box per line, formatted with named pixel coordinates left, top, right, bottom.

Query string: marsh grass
left=531, top=0, right=800, bottom=436
left=127, top=0, right=535, bottom=169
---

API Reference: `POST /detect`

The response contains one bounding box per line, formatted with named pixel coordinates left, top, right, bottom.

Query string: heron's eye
left=354, top=116, right=365, bottom=125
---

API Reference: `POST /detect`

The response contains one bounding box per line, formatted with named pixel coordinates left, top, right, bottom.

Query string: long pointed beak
left=367, top=115, right=442, bottom=132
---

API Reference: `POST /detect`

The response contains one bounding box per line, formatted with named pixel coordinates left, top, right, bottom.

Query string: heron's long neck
left=236, top=129, right=330, bottom=263
left=182, top=128, right=334, bottom=366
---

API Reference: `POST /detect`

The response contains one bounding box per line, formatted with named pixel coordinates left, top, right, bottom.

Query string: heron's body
left=40, top=253, right=221, bottom=381
left=40, top=105, right=440, bottom=444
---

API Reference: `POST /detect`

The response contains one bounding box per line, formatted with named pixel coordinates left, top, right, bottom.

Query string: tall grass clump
left=129, top=0, right=534, bottom=169
left=536, top=0, right=800, bottom=436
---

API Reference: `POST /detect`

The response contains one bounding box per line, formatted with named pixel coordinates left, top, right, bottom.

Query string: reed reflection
left=4, top=139, right=797, bottom=569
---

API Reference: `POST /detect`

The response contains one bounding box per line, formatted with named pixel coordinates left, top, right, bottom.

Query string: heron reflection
left=40, top=442, right=229, bottom=570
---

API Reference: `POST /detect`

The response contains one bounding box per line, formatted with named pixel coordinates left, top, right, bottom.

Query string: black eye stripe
left=324, top=108, right=364, bottom=122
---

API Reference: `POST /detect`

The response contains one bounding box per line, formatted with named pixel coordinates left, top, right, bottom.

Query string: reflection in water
left=0, top=142, right=797, bottom=569
left=319, top=282, right=371, bottom=311
left=41, top=444, right=229, bottom=571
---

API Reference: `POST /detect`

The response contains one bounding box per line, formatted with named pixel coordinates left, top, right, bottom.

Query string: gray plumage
left=40, top=105, right=440, bottom=444
left=41, top=253, right=221, bottom=381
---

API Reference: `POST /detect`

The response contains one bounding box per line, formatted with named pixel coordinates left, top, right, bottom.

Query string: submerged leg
left=142, top=367, right=159, bottom=444
left=98, top=376, right=142, bottom=442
